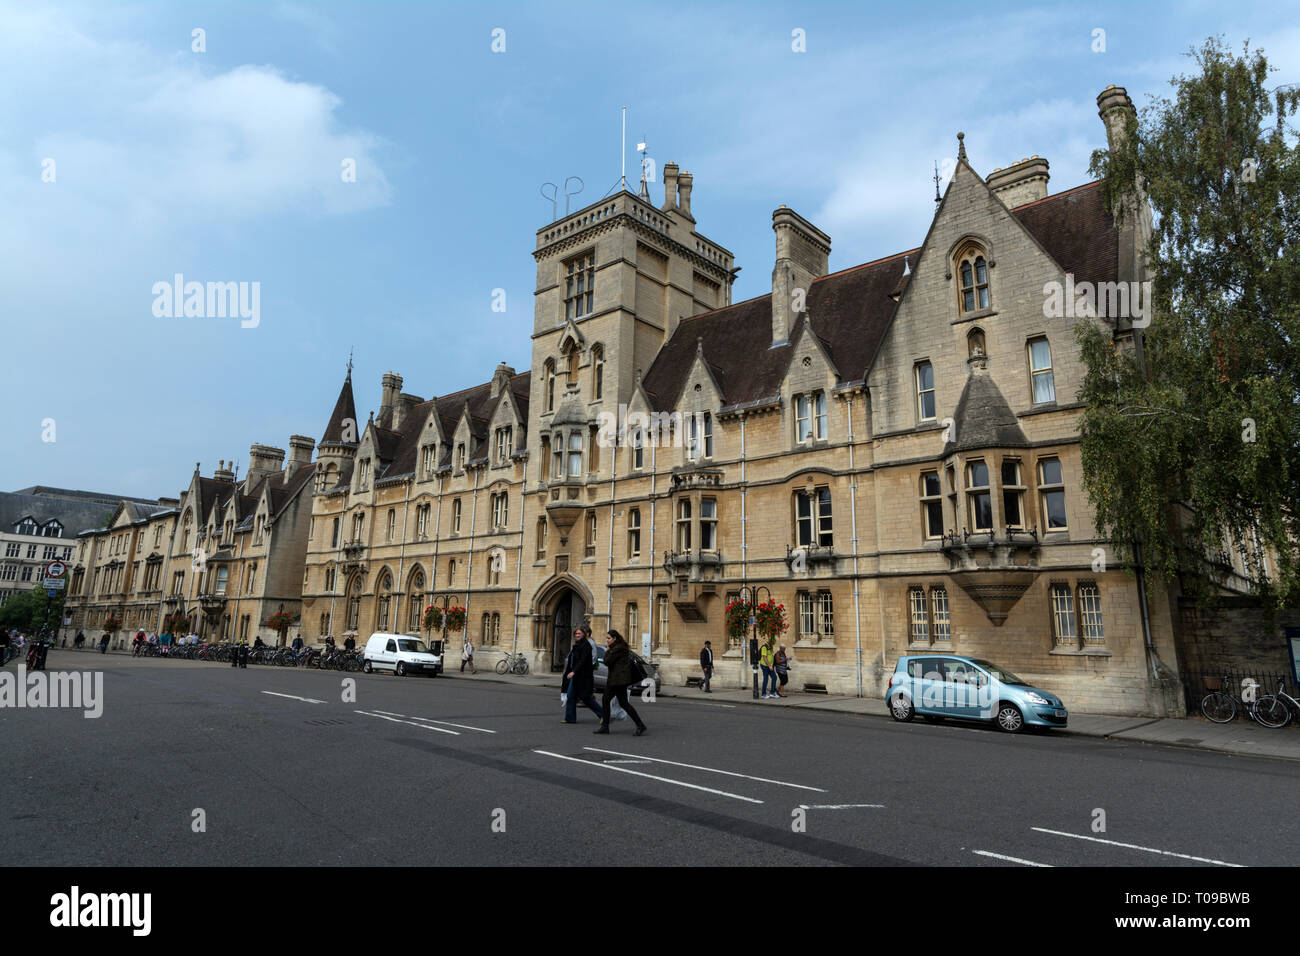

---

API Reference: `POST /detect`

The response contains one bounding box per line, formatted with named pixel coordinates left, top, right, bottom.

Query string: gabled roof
left=643, top=179, right=1120, bottom=411
left=643, top=249, right=914, bottom=410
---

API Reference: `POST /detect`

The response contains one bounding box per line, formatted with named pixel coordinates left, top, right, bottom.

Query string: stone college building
left=292, top=84, right=1204, bottom=717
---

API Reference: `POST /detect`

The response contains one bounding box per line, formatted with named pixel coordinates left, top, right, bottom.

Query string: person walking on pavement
left=759, top=640, right=777, bottom=698
left=563, top=625, right=604, bottom=724
left=98, top=632, right=110, bottom=654
left=238, top=642, right=249, bottom=668
left=774, top=643, right=791, bottom=698
left=461, top=634, right=477, bottom=674
left=594, top=630, right=646, bottom=737
left=699, top=640, right=714, bottom=693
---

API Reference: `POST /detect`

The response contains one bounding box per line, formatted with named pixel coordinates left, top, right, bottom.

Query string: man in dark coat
left=563, top=625, right=604, bottom=724
left=699, top=640, right=714, bottom=693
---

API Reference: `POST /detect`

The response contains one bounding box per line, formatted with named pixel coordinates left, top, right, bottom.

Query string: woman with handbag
left=594, top=630, right=647, bottom=737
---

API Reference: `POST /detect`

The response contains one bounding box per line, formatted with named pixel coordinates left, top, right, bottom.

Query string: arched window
left=408, top=569, right=425, bottom=631
left=566, top=345, right=580, bottom=383
left=955, top=243, right=991, bottom=314
left=491, top=612, right=501, bottom=646
left=375, top=572, right=392, bottom=632
left=545, top=360, right=557, bottom=412
left=592, top=345, right=604, bottom=400
left=346, top=575, right=361, bottom=631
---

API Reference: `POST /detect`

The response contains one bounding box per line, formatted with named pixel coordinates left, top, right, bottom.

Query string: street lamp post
left=736, top=584, right=771, bottom=699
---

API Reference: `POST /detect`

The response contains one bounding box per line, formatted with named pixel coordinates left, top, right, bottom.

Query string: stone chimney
left=1097, top=84, right=1135, bottom=154
left=214, top=459, right=235, bottom=482
left=378, top=371, right=403, bottom=428
left=988, top=156, right=1050, bottom=208
left=1097, top=84, right=1152, bottom=297
left=392, top=393, right=423, bottom=431
left=662, top=162, right=679, bottom=211
left=288, top=435, right=315, bottom=468
left=676, top=170, right=694, bottom=221
left=247, top=443, right=286, bottom=488
left=770, top=206, right=831, bottom=346
left=490, top=362, right=516, bottom=399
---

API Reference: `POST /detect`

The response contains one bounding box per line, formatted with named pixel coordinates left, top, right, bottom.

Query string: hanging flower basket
left=103, top=617, right=121, bottom=634
left=422, top=605, right=443, bottom=631
left=754, top=601, right=788, bottom=643
left=163, top=612, right=189, bottom=635
left=264, top=611, right=295, bottom=637
left=725, top=599, right=753, bottom=639
left=442, top=606, right=466, bottom=633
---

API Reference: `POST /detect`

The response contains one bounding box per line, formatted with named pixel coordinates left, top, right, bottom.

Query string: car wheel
left=889, top=693, right=915, bottom=722
left=363, top=660, right=372, bottom=674
left=395, top=662, right=406, bottom=677
left=995, top=702, right=1024, bottom=733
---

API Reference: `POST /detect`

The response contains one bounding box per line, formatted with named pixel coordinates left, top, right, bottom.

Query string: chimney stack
left=1097, top=84, right=1152, bottom=296
left=676, top=170, right=694, bottom=220
left=662, top=162, right=679, bottom=211
left=378, top=371, right=403, bottom=428
left=288, top=435, right=315, bottom=469
left=1097, top=84, right=1136, bottom=154
left=988, top=156, right=1050, bottom=208
left=490, top=362, right=516, bottom=399
left=246, top=443, right=286, bottom=488
left=214, top=460, right=234, bottom=482
left=770, top=206, right=831, bottom=346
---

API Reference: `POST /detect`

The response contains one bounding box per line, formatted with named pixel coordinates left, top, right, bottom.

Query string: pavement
left=445, top=662, right=1300, bottom=762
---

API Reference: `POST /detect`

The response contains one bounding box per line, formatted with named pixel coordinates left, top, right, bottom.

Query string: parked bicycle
left=495, top=651, right=529, bottom=675
left=1252, top=681, right=1300, bottom=729
left=1199, top=675, right=1267, bottom=724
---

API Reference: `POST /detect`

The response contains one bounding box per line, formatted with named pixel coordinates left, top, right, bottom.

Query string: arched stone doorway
left=532, top=575, right=592, bottom=673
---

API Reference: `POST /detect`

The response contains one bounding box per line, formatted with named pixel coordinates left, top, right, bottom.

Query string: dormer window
left=43, top=520, right=63, bottom=537
left=358, top=458, right=371, bottom=487
left=956, top=243, right=991, bottom=314
left=15, top=518, right=36, bottom=536
left=456, top=443, right=466, bottom=471
left=422, top=445, right=436, bottom=476
left=495, top=426, right=512, bottom=465
left=565, top=252, right=595, bottom=320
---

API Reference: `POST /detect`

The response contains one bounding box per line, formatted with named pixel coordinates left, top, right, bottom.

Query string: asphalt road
left=3, top=650, right=1298, bottom=867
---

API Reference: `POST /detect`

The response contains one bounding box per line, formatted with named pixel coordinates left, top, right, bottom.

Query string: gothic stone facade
left=301, top=85, right=1193, bottom=716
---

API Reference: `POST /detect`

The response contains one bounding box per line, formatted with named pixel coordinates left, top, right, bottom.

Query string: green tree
left=0, top=588, right=66, bottom=634
left=1079, top=37, right=1300, bottom=604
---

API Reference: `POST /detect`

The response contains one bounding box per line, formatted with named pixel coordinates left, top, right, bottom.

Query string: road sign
left=48, top=590, right=58, bottom=598
left=45, top=560, right=67, bottom=578
left=43, top=578, right=66, bottom=590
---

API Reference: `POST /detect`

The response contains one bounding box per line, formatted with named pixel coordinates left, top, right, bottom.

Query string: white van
left=362, top=633, right=442, bottom=677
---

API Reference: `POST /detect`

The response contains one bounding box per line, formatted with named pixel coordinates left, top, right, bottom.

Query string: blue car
left=886, top=654, right=1067, bottom=733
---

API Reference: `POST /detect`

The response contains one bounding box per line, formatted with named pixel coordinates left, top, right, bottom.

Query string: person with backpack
left=594, top=630, right=646, bottom=737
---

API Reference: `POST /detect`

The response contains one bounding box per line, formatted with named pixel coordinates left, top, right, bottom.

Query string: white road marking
left=355, top=710, right=459, bottom=735
left=262, top=691, right=325, bottom=704
left=798, top=803, right=884, bottom=810
left=972, top=850, right=1053, bottom=867
left=534, top=750, right=763, bottom=804
left=1030, top=827, right=1243, bottom=867
left=372, top=709, right=497, bottom=734
left=603, top=759, right=651, bottom=764
left=585, top=747, right=827, bottom=792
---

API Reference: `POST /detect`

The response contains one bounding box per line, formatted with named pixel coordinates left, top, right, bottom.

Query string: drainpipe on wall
left=739, top=414, right=748, bottom=688
left=846, top=393, right=863, bottom=698
left=606, top=435, right=617, bottom=638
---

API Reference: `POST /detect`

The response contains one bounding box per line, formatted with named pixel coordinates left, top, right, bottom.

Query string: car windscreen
left=397, top=639, right=431, bottom=654
left=968, top=659, right=1027, bottom=685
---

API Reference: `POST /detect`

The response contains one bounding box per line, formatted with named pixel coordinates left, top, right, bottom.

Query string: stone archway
left=532, top=575, right=593, bottom=672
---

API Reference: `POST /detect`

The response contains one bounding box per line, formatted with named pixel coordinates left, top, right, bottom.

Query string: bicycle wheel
left=1253, top=695, right=1292, bottom=728
left=495, top=659, right=508, bottom=675
left=514, top=658, right=529, bottom=675
left=1201, top=692, right=1237, bottom=723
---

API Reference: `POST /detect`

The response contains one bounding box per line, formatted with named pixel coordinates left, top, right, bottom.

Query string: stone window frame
left=1001, top=458, right=1026, bottom=530
left=953, top=238, right=992, bottom=315
left=563, top=250, right=596, bottom=321
left=915, top=361, right=937, bottom=422
left=794, top=486, right=833, bottom=548
left=907, top=585, right=930, bottom=645
left=1036, top=456, right=1068, bottom=532
left=1027, top=336, right=1057, bottom=405
left=920, top=470, right=944, bottom=540
left=627, top=507, right=641, bottom=559
left=965, top=459, right=993, bottom=532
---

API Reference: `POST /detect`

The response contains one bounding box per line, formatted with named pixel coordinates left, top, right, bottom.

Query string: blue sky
left=1, top=0, right=1296, bottom=498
